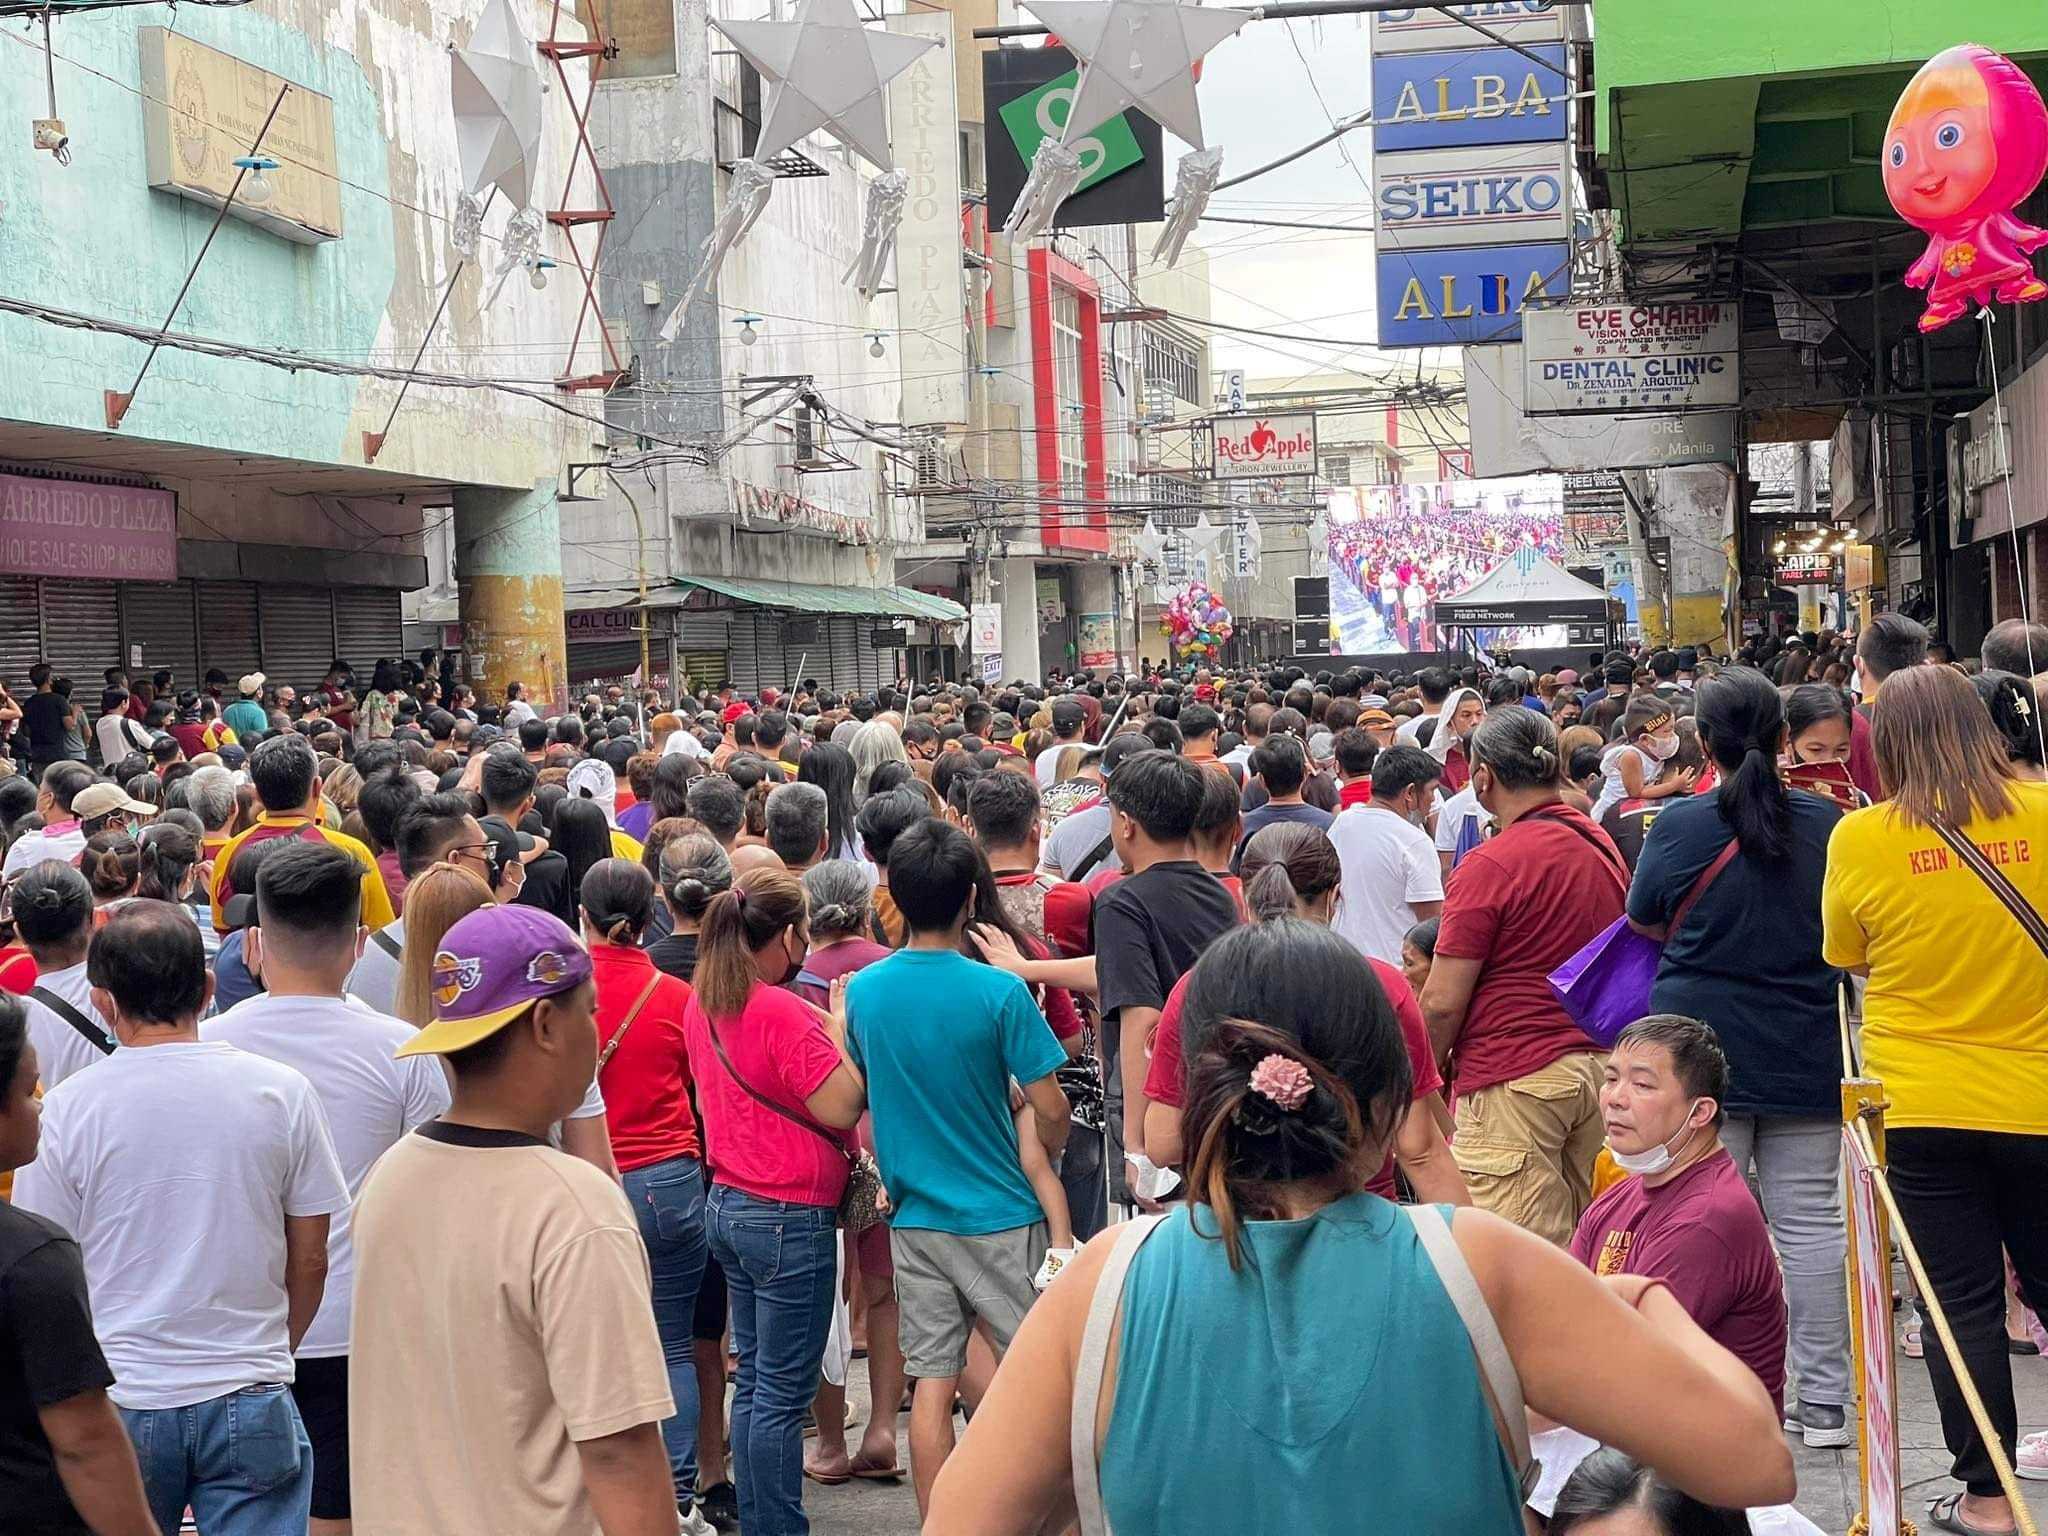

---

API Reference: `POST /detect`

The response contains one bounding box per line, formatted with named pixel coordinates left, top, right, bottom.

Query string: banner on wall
left=1077, top=612, right=1117, bottom=669
left=888, top=13, right=969, bottom=425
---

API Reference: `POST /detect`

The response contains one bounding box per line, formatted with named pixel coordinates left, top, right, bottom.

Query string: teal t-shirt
left=845, top=948, right=1068, bottom=1235
left=222, top=699, right=268, bottom=739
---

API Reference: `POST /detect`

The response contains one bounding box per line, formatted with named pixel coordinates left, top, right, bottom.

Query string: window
left=1143, top=330, right=1203, bottom=408
left=1053, top=290, right=1086, bottom=503
left=1322, top=454, right=1351, bottom=485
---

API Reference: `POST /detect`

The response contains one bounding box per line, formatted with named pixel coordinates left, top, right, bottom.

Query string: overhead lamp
left=867, top=332, right=887, bottom=359
left=735, top=315, right=763, bottom=347
left=528, top=256, right=557, bottom=291
left=234, top=155, right=280, bottom=205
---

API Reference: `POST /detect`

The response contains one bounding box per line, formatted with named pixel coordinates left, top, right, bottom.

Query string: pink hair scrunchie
left=1247, top=1054, right=1314, bottom=1112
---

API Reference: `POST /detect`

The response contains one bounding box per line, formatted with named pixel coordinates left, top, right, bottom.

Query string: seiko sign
left=1374, top=145, right=1572, bottom=250
left=1212, top=413, right=1318, bottom=480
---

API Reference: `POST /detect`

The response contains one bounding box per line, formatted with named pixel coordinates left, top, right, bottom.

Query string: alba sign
left=1212, top=413, right=1317, bottom=480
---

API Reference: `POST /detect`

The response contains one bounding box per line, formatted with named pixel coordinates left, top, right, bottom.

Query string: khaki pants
left=1452, top=1050, right=1606, bottom=1246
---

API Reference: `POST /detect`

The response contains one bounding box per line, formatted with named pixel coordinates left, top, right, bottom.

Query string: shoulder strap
left=597, top=973, right=662, bottom=1075
left=371, top=926, right=403, bottom=962
left=1929, top=820, right=2048, bottom=956
left=1669, top=835, right=1744, bottom=936
left=1071, top=832, right=1116, bottom=883
left=1526, top=803, right=1630, bottom=893
left=31, top=986, right=112, bottom=1056
left=1071, top=1214, right=1169, bottom=1536
left=869, top=909, right=893, bottom=947
left=1405, top=1204, right=1539, bottom=1499
left=705, top=1012, right=846, bottom=1156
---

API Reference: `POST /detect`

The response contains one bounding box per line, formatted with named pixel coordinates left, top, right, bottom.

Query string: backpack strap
left=1071, top=832, right=1116, bottom=883
left=1071, top=1214, right=1168, bottom=1536
left=31, top=986, right=113, bottom=1056
left=370, top=926, right=403, bottom=962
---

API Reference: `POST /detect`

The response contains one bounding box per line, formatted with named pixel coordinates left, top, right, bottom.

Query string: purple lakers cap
left=395, top=904, right=593, bottom=1058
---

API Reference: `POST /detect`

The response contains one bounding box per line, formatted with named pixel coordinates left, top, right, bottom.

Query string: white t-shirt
left=1329, top=806, right=1445, bottom=965
left=22, top=960, right=113, bottom=1091
left=1395, top=714, right=1430, bottom=748
left=1433, top=785, right=1489, bottom=872
left=1591, top=742, right=1660, bottom=824
left=663, top=729, right=706, bottom=760
left=202, top=993, right=451, bottom=1358
left=3, top=823, right=86, bottom=879
left=503, top=700, right=537, bottom=728
left=95, top=711, right=151, bottom=766
left=11, top=1040, right=350, bottom=1409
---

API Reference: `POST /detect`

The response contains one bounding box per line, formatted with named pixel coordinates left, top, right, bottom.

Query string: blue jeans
left=624, top=1153, right=709, bottom=1504
left=120, top=1383, right=312, bottom=1536
left=705, top=1184, right=837, bottom=1536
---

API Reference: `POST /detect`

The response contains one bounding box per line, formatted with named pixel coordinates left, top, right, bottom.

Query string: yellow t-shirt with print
left=1821, top=779, right=2048, bottom=1133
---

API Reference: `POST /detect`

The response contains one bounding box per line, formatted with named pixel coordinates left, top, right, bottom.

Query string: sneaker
left=2020, top=1431, right=2048, bottom=1482
left=1784, top=1399, right=1853, bottom=1449
left=697, top=1483, right=740, bottom=1533
left=679, top=1502, right=718, bottom=1536
left=1033, top=1246, right=1078, bottom=1292
left=1902, top=1320, right=1924, bottom=1359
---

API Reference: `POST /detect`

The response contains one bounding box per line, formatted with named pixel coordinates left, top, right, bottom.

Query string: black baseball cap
left=1098, top=732, right=1153, bottom=779
left=1050, top=698, right=1086, bottom=733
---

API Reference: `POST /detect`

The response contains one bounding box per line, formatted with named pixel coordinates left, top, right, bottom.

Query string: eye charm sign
left=1212, top=413, right=1317, bottom=479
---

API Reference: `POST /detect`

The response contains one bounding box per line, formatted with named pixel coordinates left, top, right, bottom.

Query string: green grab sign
left=994, top=69, right=1143, bottom=197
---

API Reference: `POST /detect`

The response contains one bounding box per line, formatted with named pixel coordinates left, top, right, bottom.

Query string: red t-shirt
left=791, top=938, right=894, bottom=1010
left=1338, top=779, right=1373, bottom=811
left=1439, top=746, right=1470, bottom=793
left=1570, top=1148, right=1787, bottom=1403
left=1847, top=705, right=1883, bottom=801
left=1146, top=955, right=1442, bottom=1198
left=375, top=848, right=409, bottom=915
left=684, top=980, right=851, bottom=1206
left=592, top=942, right=701, bottom=1174
left=1432, top=803, right=1625, bottom=1096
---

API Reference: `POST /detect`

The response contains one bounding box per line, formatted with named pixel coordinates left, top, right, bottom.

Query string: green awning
left=675, top=574, right=965, bottom=622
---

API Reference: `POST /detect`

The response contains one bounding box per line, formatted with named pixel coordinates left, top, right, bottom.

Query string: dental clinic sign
left=1212, top=413, right=1317, bottom=480
left=1522, top=303, right=1742, bottom=415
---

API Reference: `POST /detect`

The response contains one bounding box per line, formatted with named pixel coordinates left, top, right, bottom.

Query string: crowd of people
left=1326, top=485, right=1564, bottom=652
left=0, top=614, right=2042, bottom=1536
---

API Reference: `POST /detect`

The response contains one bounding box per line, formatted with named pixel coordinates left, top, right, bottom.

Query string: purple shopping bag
left=1546, top=915, right=1660, bottom=1050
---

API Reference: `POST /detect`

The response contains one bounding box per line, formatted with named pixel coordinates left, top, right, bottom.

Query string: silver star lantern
left=1186, top=510, right=1225, bottom=556
left=715, top=0, right=938, bottom=170
left=450, top=0, right=543, bottom=211
left=1027, top=0, right=1251, bottom=148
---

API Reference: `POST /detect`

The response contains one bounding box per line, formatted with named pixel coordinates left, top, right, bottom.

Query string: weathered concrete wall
left=456, top=478, right=569, bottom=712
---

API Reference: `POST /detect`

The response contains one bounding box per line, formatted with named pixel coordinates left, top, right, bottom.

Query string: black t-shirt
left=0, top=1203, right=112, bottom=1535
left=485, top=816, right=574, bottom=928
left=1094, top=860, right=1241, bottom=1025
left=19, top=693, right=66, bottom=762
left=648, top=931, right=699, bottom=983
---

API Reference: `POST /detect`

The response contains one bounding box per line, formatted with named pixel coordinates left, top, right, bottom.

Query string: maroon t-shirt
left=1432, top=803, right=1625, bottom=1095
left=1570, top=1148, right=1787, bottom=1404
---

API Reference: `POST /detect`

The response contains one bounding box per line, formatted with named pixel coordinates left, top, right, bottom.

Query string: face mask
left=1609, top=1100, right=1705, bottom=1176
left=1643, top=732, right=1679, bottom=761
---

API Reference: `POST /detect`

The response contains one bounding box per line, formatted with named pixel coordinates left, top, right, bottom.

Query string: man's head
left=967, top=768, right=1040, bottom=858
left=1369, top=744, right=1441, bottom=823
left=1982, top=618, right=2048, bottom=678
left=1601, top=1015, right=1728, bottom=1167
left=1178, top=703, right=1222, bottom=747
left=855, top=785, right=932, bottom=871
left=1856, top=612, right=1929, bottom=687
left=184, top=766, right=239, bottom=837
left=1106, top=749, right=1206, bottom=859
left=756, top=710, right=791, bottom=755
left=764, top=782, right=829, bottom=870
left=1551, top=694, right=1583, bottom=729
left=88, top=904, right=212, bottom=1038
left=248, top=734, right=320, bottom=817
left=1444, top=689, right=1485, bottom=747
left=1242, top=702, right=1275, bottom=743
left=1049, top=697, right=1086, bottom=742
left=518, top=717, right=550, bottom=755
left=248, top=841, right=365, bottom=983
left=1648, top=649, right=1679, bottom=683
left=886, top=819, right=979, bottom=935
left=357, top=765, right=421, bottom=857
left=1415, top=668, right=1451, bottom=708
left=11, top=859, right=93, bottom=961
left=1190, top=763, right=1242, bottom=868
left=36, top=761, right=95, bottom=823
left=1249, top=733, right=1309, bottom=799
left=395, top=904, right=597, bottom=1124
left=479, top=746, right=540, bottom=819
left=397, top=791, right=491, bottom=884
left=685, top=774, right=747, bottom=849
left=1332, top=726, right=1377, bottom=783
left=1603, top=659, right=1634, bottom=693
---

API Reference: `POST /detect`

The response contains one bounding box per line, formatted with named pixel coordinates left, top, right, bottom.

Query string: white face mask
left=1609, top=1100, right=1705, bottom=1176
left=1643, top=732, right=1680, bottom=761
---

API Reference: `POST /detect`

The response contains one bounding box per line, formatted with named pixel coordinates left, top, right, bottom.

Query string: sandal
left=1902, top=1321, right=1924, bottom=1359
left=848, top=1454, right=903, bottom=1481
left=1927, top=1491, right=2016, bottom=1536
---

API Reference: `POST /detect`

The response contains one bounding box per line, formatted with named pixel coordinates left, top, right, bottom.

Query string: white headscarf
left=1426, top=686, right=1482, bottom=764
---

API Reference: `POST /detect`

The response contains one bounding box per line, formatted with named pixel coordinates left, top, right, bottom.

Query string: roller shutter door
left=259, top=586, right=337, bottom=690
left=41, top=579, right=123, bottom=699
left=333, top=588, right=403, bottom=667
left=195, top=582, right=261, bottom=684
left=673, top=613, right=729, bottom=697
left=726, top=610, right=787, bottom=695
left=567, top=640, right=647, bottom=691
left=120, top=581, right=198, bottom=690
left=0, top=578, right=42, bottom=694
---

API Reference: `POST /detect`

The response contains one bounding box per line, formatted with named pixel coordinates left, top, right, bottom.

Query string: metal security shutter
left=0, top=578, right=42, bottom=692
left=195, top=582, right=261, bottom=683
left=567, top=640, right=646, bottom=691
left=41, top=579, right=122, bottom=697
left=333, top=587, right=403, bottom=667
left=726, top=610, right=786, bottom=695
left=821, top=616, right=867, bottom=693
left=259, top=586, right=337, bottom=688
left=120, top=581, right=198, bottom=689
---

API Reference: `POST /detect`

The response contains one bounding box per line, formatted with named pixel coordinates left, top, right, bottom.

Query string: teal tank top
left=1098, top=1194, right=1525, bottom=1534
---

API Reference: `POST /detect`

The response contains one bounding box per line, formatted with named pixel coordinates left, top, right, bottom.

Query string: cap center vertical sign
left=1368, top=3, right=1575, bottom=348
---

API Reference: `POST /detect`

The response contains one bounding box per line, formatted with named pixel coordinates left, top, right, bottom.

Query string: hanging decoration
left=1152, top=144, right=1222, bottom=267
left=449, top=0, right=544, bottom=286
left=845, top=169, right=909, bottom=301
left=486, top=205, right=546, bottom=308
left=1004, top=0, right=1250, bottom=246
left=1883, top=43, right=2048, bottom=333
left=661, top=0, right=937, bottom=339
left=1162, top=580, right=1234, bottom=658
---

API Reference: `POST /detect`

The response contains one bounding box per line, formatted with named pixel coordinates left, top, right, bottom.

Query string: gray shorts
left=890, top=1222, right=1048, bottom=1379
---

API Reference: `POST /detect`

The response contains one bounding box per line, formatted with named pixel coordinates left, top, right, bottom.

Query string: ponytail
left=1695, top=669, right=1790, bottom=860
left=693, top=867, right=807, bottom=1020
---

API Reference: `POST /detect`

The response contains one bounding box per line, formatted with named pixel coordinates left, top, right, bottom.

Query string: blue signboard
left=1373, top=145, right=1572, bottom=250
left=1374, top=241, right=1571, bottom=348
left=1369, top=44, right=1570, bottom=151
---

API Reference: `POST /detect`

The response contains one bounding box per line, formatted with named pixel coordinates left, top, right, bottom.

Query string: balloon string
left=1978, top=306, right=2046, bottom=763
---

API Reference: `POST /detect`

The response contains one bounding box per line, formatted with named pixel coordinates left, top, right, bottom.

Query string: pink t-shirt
left=684, top=982, right=851, bottom=1207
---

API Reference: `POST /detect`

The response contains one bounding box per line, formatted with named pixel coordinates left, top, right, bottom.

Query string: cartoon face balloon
left=1884, top=44, right=2048, bottom=332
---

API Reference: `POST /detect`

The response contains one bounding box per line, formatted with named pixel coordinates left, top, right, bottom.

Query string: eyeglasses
left=446, top=842, right=501, bottom=878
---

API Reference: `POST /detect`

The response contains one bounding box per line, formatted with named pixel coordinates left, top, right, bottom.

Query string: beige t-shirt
left=349, top=1123, right=674, bottom=1535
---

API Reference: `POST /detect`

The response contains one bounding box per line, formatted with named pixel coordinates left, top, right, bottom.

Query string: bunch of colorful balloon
left=1162, top=581, right=1234, bottom=658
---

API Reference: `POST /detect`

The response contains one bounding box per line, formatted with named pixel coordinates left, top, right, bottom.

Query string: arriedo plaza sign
left=1212, top=413, right=1317, bottom=479
left=1522, top=302, right=1742, bottom=415
left=0, top=472, right=177, bottom=581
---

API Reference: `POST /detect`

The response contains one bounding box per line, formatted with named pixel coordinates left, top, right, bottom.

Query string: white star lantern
left=1005, top=0, right=1250, bottom=244
left=448, top=0, right=544, bottom=278
left=663, top=0, right=938, bottom=340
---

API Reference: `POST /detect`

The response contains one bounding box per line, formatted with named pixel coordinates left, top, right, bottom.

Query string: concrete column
left=455, top=479, right=570, bottom=717
left=996, top=556, right=1040, bottom=685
